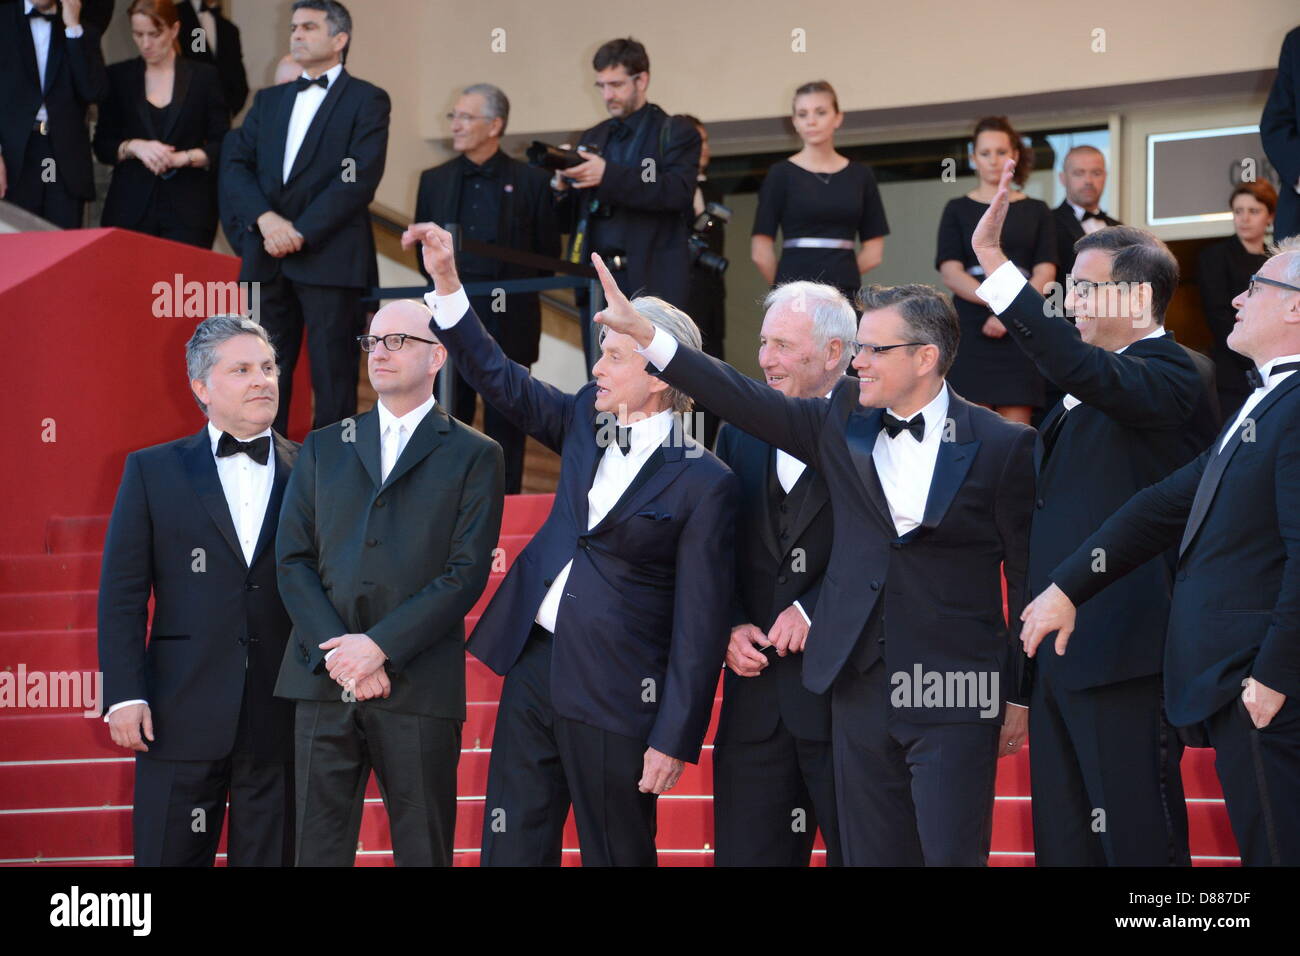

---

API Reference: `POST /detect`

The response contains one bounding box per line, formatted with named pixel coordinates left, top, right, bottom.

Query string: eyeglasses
left=594, top=73, right=642, bottom=92
left=846, top=341, right=927, bottom=358
left=1065, top=276, right=1127, bottom=298
left=1246, top=274, right=1300, bottom=297
left=445, top=112, right=488, bottom=123
left=357, top=333, right=439, bottom=352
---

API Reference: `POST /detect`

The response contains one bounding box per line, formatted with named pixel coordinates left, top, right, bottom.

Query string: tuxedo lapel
left=756, top=445, right=783, bottom=562
left=351, top=410, right=382, bottom=490
left=786, top=465, right=829, bottom=554
left=43, top=14, right=64, bottom=96
left=380, top=404, right=451, bottom=489
left=269, top=82, right=296, bottom=185
left=921, top=388, right=981, bottom=530
left=589, top=444, right=687, bottom=533
left=1035, top=401, right=1067, bottom=474
left=18, top=9, right=41, bottom=92
left=844, top=407, right=895, bottom=531
left=249, top=433, right=297, bottom=567
left=160, top=58, right=193, bottom=144
left=178, top=429, right=246, bottom=567
left=286, top=70, right=349, bottom=185
left=131, top=58, right=153, bottom=138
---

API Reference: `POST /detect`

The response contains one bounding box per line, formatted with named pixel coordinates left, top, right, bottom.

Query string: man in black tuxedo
left=1052, top=146, right=1121, bottom=279
left=0, top=0, right=106, bottom=228
left=414, top=82, right=560, bottom=494
left=712, top=281, right=855, bottom=867
left=973, top=160, right=1221, bottom=866
left=1022, top=236, right=1300, bottom=865
left=1263, top=26, right=1300, bottom=242
left=220, top=0, right=389, bottom=436
left=274, top=298, right=504, bottom=867
left=600, top=261, right=1035, bottom=867
left=177, top=0, right=249, bottom=117
left=402, top=221, right=737, bottom=867
left=98, top=315, right=297, bottom=866
left=552, top=37, right=700, bottom=337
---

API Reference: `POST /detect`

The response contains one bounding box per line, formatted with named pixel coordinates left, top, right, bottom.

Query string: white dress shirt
left=376, top=393, right=436, bottom=483
left=107, top=422, right=275, bottom=720
left=23, top=1, right=83, bottom=126
left=872, top=386, right=950, bottom=537
left=1067, top=200, right=1107, bottom=235
left=1220, top=353, right=1300, bottom=452
left=191, top=0, right=217, bottom=55
left=282, top=62, right=341, bottom=182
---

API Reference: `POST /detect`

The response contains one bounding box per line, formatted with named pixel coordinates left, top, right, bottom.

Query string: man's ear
left=191, top=378, right=209, bottom=408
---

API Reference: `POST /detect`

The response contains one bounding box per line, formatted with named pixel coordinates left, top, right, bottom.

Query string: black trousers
left=713, top=717, right=841, bottom=866
left=440, top=363, right=526, bottom=495
left=8, top=132, right=84, bottom=229
left=831, top=659, right=1000, bottom=866
left=293, top=700, right=461, bottom=867
left=1029, top=667, right=1189, bottom=866
left=1201, top=693, right=1300, bottom=865
left=132, top=192, right=217, bottom=250
left=258, top=273, right=362, bottom=435
left=481, top=627, right=658, bottom=866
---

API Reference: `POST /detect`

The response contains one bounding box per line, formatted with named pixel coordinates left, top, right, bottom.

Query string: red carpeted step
left=0, top=590, right=98, bottom=632
left=995, top=748, right=1031, bottom=796
left=1187, top=800, right=1238, bottom=857
left=44, top=517, right=109, bottom=556
left=0, top=629, right=98, bottom=672
left=0, top=713, right=123, bottom=761
left=0, top=553, right=102, bottom=594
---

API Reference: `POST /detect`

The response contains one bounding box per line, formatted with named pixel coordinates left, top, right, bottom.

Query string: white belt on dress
left=783, top=238, right=855, bottom=250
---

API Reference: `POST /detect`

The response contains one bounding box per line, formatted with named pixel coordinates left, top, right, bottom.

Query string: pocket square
left=635, top=510, right=673, bottom=521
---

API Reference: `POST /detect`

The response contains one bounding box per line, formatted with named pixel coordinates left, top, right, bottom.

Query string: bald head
left=366, top=300, right=446, bottom=414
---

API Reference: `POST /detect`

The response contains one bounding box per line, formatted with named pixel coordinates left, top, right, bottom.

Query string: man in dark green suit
left=274, top=299, right=504, bottom=866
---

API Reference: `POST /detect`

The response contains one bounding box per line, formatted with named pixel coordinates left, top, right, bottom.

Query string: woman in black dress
left=751, top=80, right=889, bottom=304
left=1198, top=180, right=1278, bottom=417
left=93, top=0, right=229, bottom=249
left=937, top=116, right=1056, bottom=424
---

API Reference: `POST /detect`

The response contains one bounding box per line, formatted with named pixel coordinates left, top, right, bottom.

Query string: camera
left=527, top=141, right=601, bottom=172
left=688, top=201, right=731, bottom=276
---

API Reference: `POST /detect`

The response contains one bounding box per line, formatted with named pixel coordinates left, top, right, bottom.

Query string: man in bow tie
left=176, top=0, right=249, bottom=117
left=98, top=315, right=299, bottom=866
left=220, top=0, right=390, bottom=438
left=1052, top=146, right=1122, bottom=279
left=1022, top=236, right=1300, bottom=865
left=595, top=256, right=1036, bottom=866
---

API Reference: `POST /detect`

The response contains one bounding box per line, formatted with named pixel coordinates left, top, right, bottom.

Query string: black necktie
left=294, top=74, right=329, bottom=92
left=1244, top=361, right=1300, bottom=390
left=27, top=7, right=58, bottom=21
left=881, top=411, right=925, bottom=442
left=216, top=432, right=270, bottom=465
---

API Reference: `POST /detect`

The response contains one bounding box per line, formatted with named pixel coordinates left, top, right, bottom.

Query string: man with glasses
left=971, top=159, right=1220, bottom=866
left=594, top=254, right=1036, bottom=866
left=1022, top=237, right=1300, bottom=865
left=552, top=37, right=701, bottom=313
left=413, top=83, right=559, bottom=493
left=274, top=299, right=504, bottom=866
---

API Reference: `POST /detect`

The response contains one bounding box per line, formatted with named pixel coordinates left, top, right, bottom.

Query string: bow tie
left=1081, top=211, right=1107, bottom=222
left=596, top=423, right=633, bottom=455
left=216, top=432, right=271, bottom=465
left=294, top=74, right=329, bottom=92
left=1245, top=360, right=1300, bottom=390
left=881, top=411, right=925, bottom=442
left=26, top=7, right=58, bottom=21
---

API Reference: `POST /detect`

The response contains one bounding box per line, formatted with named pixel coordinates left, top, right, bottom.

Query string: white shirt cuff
left=637, top=326, right=679, bottom=369
left=104, top=699, right=147, bottom=722
left=65, top=25, right=84, bottom=38
left=424, top=286, right=470, bottom=329
left=975, top=260, right=1029, bottom=316
left=792, top=601, right=811, bottom=626
left=1006, top=702, right=1028, bottom=710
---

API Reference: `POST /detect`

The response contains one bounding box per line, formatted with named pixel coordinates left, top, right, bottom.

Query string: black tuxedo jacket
left=176, top=0, right=248, bottom=116
left=0, top=4, right=106, bottom=200
left=556, top=104, right=701, bottom=307
left=432, top=305, right=737, bottom=762
left=1055, top=372, right=1300, bottom=726
left=273, top=403, right=503, bottom=719
left=93, top=57, right=229, bottom=238
left=1052, top=201, right=1121, bottom=277
left=713, top=423, right=833, bottom=744
left=414, top=151, right=560, bottom=365
left=97, top=428, right=298, bottom=762
left=655, top=345, right=1035, bottom=721
left=999, top=282, right=1220, bottom=690
left=220, top=68, right=389, bottom=288
left=1262, top=26, right=1300, bottom=241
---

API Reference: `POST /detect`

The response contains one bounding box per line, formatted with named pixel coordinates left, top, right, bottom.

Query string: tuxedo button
left=375, top=497, right=386, bottom=508
left=245, top=582, right=260, bottom=592
left=877, top=637, right=886, bottom=645
left=366, top=538, right=379, bottom=547
left=544, top=577, right=554, bottom=587
left=890, top=541, right=902, bottom=550
left=1035, top=498, right=1045, bottom=509
left=237, top=636, right=249, bottom=646
left=777, top=575, right=788, bottom=585
left=1176, top=571, right=1188, bottom=582
left=870, top=581, right=880, bottom=591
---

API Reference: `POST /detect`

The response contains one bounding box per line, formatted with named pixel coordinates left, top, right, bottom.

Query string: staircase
left=0, top=496, right=1240, bottom=865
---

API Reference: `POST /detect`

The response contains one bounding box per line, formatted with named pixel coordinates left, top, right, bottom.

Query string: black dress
left=936, top=195, right=1057, bottom=408
left=1198, top=235, right=1266, bottom=417
left=752, top=159, right=890, bottom=303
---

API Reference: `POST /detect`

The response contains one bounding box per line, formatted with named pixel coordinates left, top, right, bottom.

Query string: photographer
left=552, top=37, right=701, bottom=314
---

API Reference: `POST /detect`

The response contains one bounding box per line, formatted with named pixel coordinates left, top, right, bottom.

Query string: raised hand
left=970, top=157, right=1016, bottom=277
left=401, top=221, right=460, bottom=294
left=590, top=253, right=655, bottom=347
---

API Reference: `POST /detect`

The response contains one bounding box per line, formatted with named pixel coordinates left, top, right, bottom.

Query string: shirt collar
left=1116, top=325, right=1167, bottom=354
left=461, top=148, right=504, bottom=178
left=377, top=393, right=437, bottom=437
left=302, top=62, right=343, bottom=86
left=1259, top=352, right=1300, bottom=382
left=1067, top=200, right=1102, bottom=220
left=886, top=383, right=949, bottom=440
left=207, top=421, right=274, bottom=457
left=617, top=407, right=675, bottom=456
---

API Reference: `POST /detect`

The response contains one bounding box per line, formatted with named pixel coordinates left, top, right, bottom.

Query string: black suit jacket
left=273, top=403, right=504, bottom=718
left=556, top=104, right=701, bottom=307
left=1052, top=201, right=1122, bottom=277
left=176, top=0, right=248, bottom=116
left=655, top=346, right=1035, bottom=720
left=713, top=423, right=832, bottom=744
left=1262, top=26, right=1300, bottom=242
left=1055, top=372, right=1300, bottom=726
left=93, top=57, right=229, bottom=238
left=0, top=4, right=106, bottom=200
left=998, top=282, right=1220, bottom=691
left=97, top=428, right=298, bottom=762
left=220, top=68, right=390, bottom=288
left=433, top=304, right=738, bottom=762
left=414, top=151, right=560, bottom=365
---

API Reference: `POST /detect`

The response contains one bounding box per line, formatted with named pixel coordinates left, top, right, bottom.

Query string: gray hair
left=1267, top=235, right=1300, bottom=287
left=292, top=0, right=352, bottom=61
left=763, top=281, right=857, bottom=373
left=856, top=284, right=960, bottom=377
left=599, top=296, right=702, bottom=413
left=185, top=315, right=276, bottom=414
left=463, top=83, right=509, bottom=134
